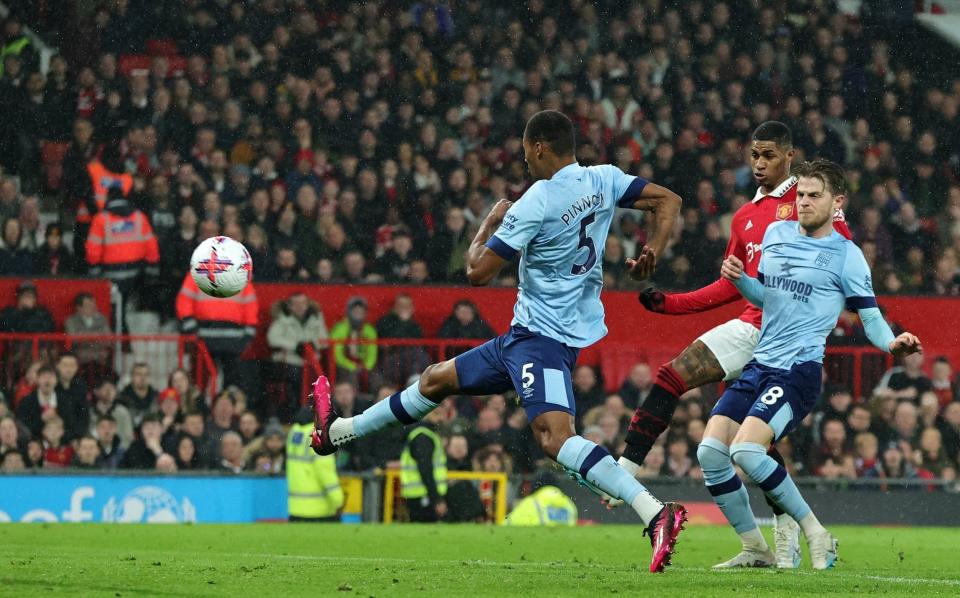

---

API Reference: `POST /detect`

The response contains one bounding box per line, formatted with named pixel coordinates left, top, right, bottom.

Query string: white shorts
left=696, top=319, right=761, bottom=381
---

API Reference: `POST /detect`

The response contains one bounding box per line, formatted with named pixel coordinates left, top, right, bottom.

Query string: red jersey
left=663, top=176, right=852, bottom=328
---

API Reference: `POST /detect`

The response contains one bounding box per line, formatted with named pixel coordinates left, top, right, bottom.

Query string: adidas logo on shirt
left=745, top=220, right=754, bottom=231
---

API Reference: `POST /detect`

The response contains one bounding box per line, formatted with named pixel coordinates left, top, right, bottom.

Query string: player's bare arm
left=465, top=198, right=512, bottom=286
left=625, top=183, right=682, bottom=281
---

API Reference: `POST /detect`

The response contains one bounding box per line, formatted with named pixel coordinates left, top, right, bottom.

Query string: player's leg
left=506, top=329, right=686, bottom=572
left=698, top=366, right=775, bottom=568
left=311, top=336, right=510, bottom=454
left=621, top=319, right=756, bottom=475
left=728, top=364, right=838, bottom=570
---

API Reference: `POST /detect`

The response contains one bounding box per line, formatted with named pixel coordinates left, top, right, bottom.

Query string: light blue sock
left=556, top=435, right=663, bottom=524
left=697, top=438, right=758, bottom=534
left=352, top=381, right=438, bottom=437
left=731, top=442, right=812, bottom=522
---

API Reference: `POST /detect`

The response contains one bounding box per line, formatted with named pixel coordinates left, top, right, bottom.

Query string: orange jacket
left=77, top=160, right=134, bottom=224
left=85, top=198, right=159, bottom=280
left=176, top=273, right=258, bottom=344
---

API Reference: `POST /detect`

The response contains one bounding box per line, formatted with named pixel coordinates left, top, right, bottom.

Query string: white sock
left=617, top=456, right=642, bottom=479
left=739, top=528, right=769, bottom=552
left=776, top=513, right=795, bottom=527
left=328, top=417, right=356, bottom=445
left=798, top=512, right=827, bottom=537
left=630, top=490, right=664, bottom=525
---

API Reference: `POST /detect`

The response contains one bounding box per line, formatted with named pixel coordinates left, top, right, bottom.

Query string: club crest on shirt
left=815, top=252, right=833, bottom=267
left=776, top=204, right=794, bottom=220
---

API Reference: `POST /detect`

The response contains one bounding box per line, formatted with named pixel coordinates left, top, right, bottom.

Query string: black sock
left=622, top=384, right=680, bottom=465
left=764, top=446, right=787, bottom=516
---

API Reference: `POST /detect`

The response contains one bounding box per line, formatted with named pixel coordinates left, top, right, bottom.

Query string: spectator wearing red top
left=930, top=357, right=958, bottom=408
left=41, top=416, right=74, bottom=468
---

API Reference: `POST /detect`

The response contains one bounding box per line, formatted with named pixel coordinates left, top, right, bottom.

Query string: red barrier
left=251, top=283, right=960, bottom=388
left=0, top=278, right=112, bottom=328
left=0, top=333, right=211, bottom=395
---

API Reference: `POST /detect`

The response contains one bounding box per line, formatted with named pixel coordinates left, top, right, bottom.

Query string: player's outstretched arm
left=859, top=307, right=922, bottom=357
left=624, top=183, right=682, bottom=281
left=638, top=278, right=742, bottom=314
left=466, top=199, right=512, bottom=286
left=721, top=255, right=764, bottom=308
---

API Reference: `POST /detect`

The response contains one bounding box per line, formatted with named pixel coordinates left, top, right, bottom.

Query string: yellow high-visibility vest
left=504, top=486, right=577, bottom=526
left=286, top=423, right=344, bottom=518
left=399, top=426, right=448, bottom=499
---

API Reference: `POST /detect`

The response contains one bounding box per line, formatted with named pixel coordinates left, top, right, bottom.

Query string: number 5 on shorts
left=521, top=363, right=535, bottom=389
left=760, top=386, right=783, bottom=405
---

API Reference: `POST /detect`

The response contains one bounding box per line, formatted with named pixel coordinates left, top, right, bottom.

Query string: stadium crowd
left=0, top=1, right=959, bottom=485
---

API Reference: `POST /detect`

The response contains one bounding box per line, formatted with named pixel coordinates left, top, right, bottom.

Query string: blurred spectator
left=914, top=427, right=956, bottom=481
left=207, top=391, right=238, bottom=453
left=156, top=453, right=179, bottom=473
left=72, top=435, right=101, bottom=469
left=36, top=224, right=76, bottom=276
left=0, top=415, right=24, bottom=458
left=375, top=293, right=430, bottom=388
left=854, top=432, right=880, bottom=478
left=16, top=365, right=78, bottom=440
left=267, top=292, right=329, bottom=418
left=876, top=352, right=932, bottom=403
left=248, top=422, right=286, bottom=475
left=118, top=362, right=158, bottom=427
left=619, top=363, right=653, bottom=409
left=174, top=434, right=201, bottom=471
left=64, top=292, right=111, bottom=367
left=662, top=435, right=696, bottom=479
left=1, top=450, right=25, bottom=473
left=0, top=281, right=55, bottom=373
left=937, top=402, right=960, bottom=463
left=331, top=296, right=379, bottom=390
left=218, top=431, right=246, bottom=473
left=89, top=379, right=134, bottom=449
left=572, top=365, right=605, bottom=417
left=331, top=380, right=371, bottom=420
left=930, top=356, right=957, bottom=408
left=638, top=445, right=666, bottom=479
left=120, top=415, right=165, bottom=470
left=94, top=415, right=124, bottom=469
left=438, top=300, right=495, bottom=359
left=238, top=411, right=262, bottom=447
left=810, top=418, right=857, bottom=479
left=41, top=416, right=73, bottom=468
left=54, top=352, right=88, bottom=439
left=167, top=367, right=206, bottom=417
left=0, top=218, right=37, bottom=275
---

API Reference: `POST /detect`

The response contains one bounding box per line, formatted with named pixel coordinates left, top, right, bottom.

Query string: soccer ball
left=189, top=236, right=252, bottom=298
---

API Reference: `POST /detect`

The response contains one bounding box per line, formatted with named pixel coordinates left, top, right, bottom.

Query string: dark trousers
left=404, top=497, right=438, bottom=523
left=289, top=515, right=339, bottom=523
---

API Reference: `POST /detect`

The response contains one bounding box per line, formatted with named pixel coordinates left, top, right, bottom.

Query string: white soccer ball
left=189, top=236, right=252, bottom=298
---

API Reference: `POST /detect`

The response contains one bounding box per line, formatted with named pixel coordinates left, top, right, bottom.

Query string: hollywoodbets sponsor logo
left=763, top=272, right=813, bottom=303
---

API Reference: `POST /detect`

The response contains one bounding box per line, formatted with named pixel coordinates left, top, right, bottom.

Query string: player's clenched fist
left=889, top=332, right=923, bottom=357
left=720, top=255, right=745, bottom=281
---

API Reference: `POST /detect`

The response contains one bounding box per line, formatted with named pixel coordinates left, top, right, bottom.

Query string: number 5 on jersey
left=571, top=213, right=597, bottom=275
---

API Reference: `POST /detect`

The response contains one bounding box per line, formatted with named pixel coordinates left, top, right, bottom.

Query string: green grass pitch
left=1, top=524, right=958, bottom=597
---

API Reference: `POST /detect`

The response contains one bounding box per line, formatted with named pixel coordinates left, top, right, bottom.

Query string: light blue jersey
left=747, top=220, right=877, bottom=369
left=486, top=162, right=646, bottom=348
